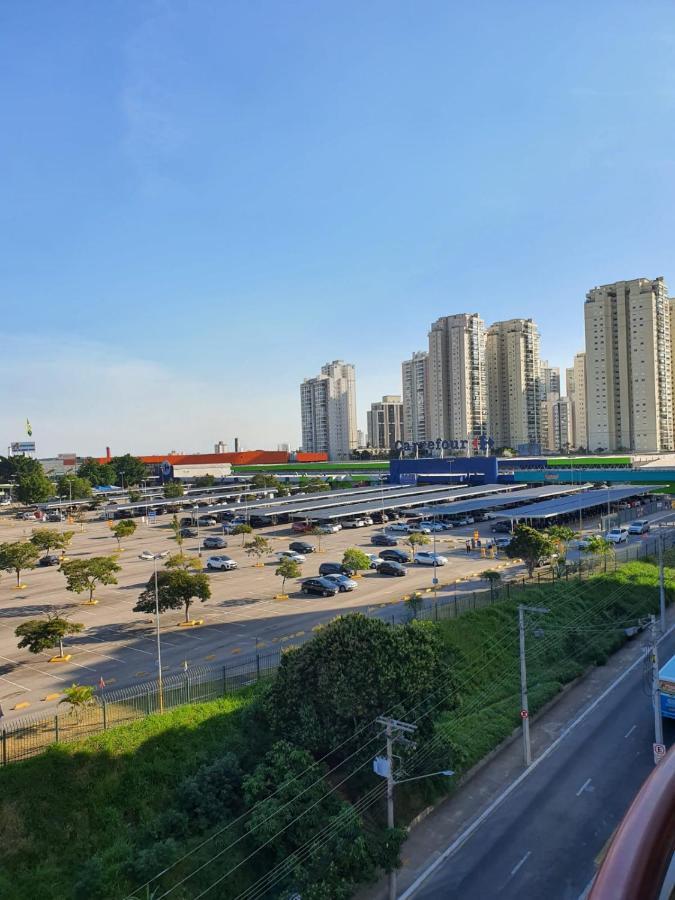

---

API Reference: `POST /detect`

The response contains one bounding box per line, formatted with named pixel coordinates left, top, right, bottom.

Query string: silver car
left=322, top=573, right=357, bottom=592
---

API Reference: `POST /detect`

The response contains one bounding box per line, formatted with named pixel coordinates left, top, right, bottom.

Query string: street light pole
left=153, top=555, right=164, bottom=713
left=650, top=615, right=664, bottom=758
left=518, top=604, right=549, bottom=766
left=658, top=529, right=666, bottom=634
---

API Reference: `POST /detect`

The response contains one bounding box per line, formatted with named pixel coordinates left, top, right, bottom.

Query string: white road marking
left=510, top=850, right=531, bottom=877
left=576, top=778, right=592, bottom=797
left=0, top=654, right=61, bottom=681
left=0, top=674, right=30, bottom=690
left=624, top=724, right=637, bottom=739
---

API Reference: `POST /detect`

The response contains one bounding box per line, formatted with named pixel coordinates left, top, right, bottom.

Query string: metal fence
left=3, top=522, right=674, bottom=767
left=1, top=649, right=281, bottom=766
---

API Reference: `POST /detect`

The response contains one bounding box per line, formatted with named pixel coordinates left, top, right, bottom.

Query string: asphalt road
left=412, top=626, right=675, bottom=900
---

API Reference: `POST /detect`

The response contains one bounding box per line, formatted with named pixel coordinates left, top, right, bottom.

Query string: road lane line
left=0, top=654, right=61, bottom=681
left=576, top=777, right=592, bottom=797
left=0, top=674, right=30, bottom=690
left=624, top=724, right=637, bottom=738
left=399, top=617, right=675, bottom=900
left=510, top=850, right=531, bottom=877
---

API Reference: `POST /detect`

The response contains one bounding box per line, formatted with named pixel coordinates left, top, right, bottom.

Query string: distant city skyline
left=3, top=2, right=675, bottom=455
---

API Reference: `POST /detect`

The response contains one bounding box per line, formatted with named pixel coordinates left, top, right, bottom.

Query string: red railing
left=589, top=746, right=675, bottom=899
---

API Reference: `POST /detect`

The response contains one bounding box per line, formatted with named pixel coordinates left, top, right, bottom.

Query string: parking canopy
left=416, top=484, right=589, bottom=518
left=493, top=485, right=661, bottom=521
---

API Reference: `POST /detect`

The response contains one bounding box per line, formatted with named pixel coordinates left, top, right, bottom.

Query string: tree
left=582, top=535, right=615, bottom=572
left=547, top=525, right=577, bottom=558
left=77, top=458, right=116, bottom=486
left=482, top=569, right=502, bottom=598
left=165, top=552, right=202, bottom=573
left=266, top=614, right=453, bottom=760
left=170, top=514, right=184, bottom=552
left=60, top=683, right=96, bottom=719
left=163, top=482, right=184, bottom=499
left=233, top=523, right=253, bottom=546
left=110, top=454, right=148, bottom=487
left=406, top=530, right=431, bottom=556
left=111, top=518, right=137, bottom=549
left=30, top=529, right=74, bottom=555
left=15, top=613, right=84, bottom=659
left=0, top=454, right=43, bottom=481
left=57, top=474, right=92, bottom=500
left=134, top=569, right=211, bottom=623
left=308, top=525, right=324, bottom=552
left=16, top=470, right=55, bottom=504
left=244, top=536, right=271, bottom=565
left=61, top=556, right=121, bottom=603
left=0, top=541, right=39, bottom=586
left=406, top=591, right=425, bottom=619
left=194, top=474, right=216, bottom=488
left=275, top=557, right=301, bottom=595
left=506, top=525, right=557, bottom=577
left=342, top=547, right=372, bottom=574
left=299, top=477, right=330, bottom=494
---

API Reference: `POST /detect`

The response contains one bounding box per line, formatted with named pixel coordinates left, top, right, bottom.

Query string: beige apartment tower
left=300, top=360, right=358, bottom=460
left=367, top=395, right=404, bottom=449
left=584, top=278, right=673, bottom=452
left=566, top=352, right=588, bottom=450
left=486, top=318, right=541, bottom=451
left=428, top=313, right=487, bottom=445
left=401, top=351, right=428, bottom=443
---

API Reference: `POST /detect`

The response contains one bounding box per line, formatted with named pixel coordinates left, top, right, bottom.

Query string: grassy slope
left=1, top=560, right=671, bottom=898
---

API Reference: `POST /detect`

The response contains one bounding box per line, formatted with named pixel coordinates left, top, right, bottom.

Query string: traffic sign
left=520, top=709, right=529, bottom=719
left=653, top=742, right=666, bottom=763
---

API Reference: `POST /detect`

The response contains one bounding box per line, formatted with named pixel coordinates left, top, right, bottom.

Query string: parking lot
left=0, top=494, right=670, bottom=722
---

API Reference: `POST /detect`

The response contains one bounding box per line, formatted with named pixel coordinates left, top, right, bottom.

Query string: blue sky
left=2, top=1, right=675, bottom=456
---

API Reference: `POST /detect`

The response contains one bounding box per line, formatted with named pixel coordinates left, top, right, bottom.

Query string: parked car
left=454, top=516, right=474, bottom=526
left=319, top=561, right=356, bottom=577
left=418, top=521, right=446, bottom=532
left=203, top=536, right=228, bottom=549
left=318, top=523, right=341, bottom=533
left=628, top=520, right=651, bottom=535
left=385, top=523, right=410, bottom=533
left=322, top=573, right=357, bottom=592
left=341, top=518, right=367, bottom=528
left=414, top=552, right=448, bottom=566
left=292, top=521, right=315, bottom=534
left=138, top=550, right=170, bottom=560
left=366, top=553, right=383, bottom=569
left=300, top=577, right=339, bottom=597
left=377, top=560, right=407, bottom=577
left=361, top=516, right=374, bottom=526
left=276, top=550, right=305, bottom=563
left=491, top=521, right=512, bottom=534
left=250, top=515, right=274, bottom=527
left=605, top=527, right=629, bottom=544
left=289, top=541, right=316, bottom=554
left=494, top=537, right=512, bottom=549
left=180, top=527, right=197, bottom=537
left=46, top=511, right=65, bottom=522
left=371, top=512, right=389, bottom=524
left=371, top=533, right=397, bottom=547
left=206, top=555, right=238, bottom=571
left=379, top=549, right=410, bottom=564
left=38, top=554, right=60, bottom=567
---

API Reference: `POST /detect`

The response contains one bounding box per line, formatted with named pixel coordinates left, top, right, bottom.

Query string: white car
left=275, top=550, right=305, bottom=562
left=605, top=527, right=629, bottom=544
left=361, top=516, right=374, bottom=526
left=628, top=520, right=650, bottom=535
left=206, top=555, right=238, bottom=571
left=418, top=521, right=446, bottom=532
left=455, top=517, right=475, bottom=526
left=366, top=553, right=383, bottom=569
left=414, top=552, right=448, bottom=566
left=341, top=518, right=367, bottom=528
left=409, top=525, right=432, bottom=534
left=386, top=523, right=411, bottom=533
left=318, top=523, right=341, bottom=533
left=138, top=550, right=170, bottom=560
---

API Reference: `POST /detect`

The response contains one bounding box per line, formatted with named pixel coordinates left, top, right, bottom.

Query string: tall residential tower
left=300, top=360, right=358, bottom=460
left=367, top=395, right=403, bottom=450
left=401, top=351, right=428, bottom=443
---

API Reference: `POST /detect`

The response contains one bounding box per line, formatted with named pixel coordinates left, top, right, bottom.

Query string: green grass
left=233, top=461, right=388, bottom=473
left=546, top=456, right=631, bottom=467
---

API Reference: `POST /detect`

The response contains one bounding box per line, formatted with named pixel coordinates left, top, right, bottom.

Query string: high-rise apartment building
left=566, top=352, right=588, bottom=449
left=300, top=360, right=358, bottom=460
left=367, top=395, right=403, bottom=450
left=485, top=319, right=541, bottom=451
left=428, top=313, right=487, bottom=444
left=584, top=278, right=673, bottom=452
left=542, top=395, right=573, bottom=452
left=401, top=351, right=428, bottom=443
left=539, top=360, right=561, bottom=399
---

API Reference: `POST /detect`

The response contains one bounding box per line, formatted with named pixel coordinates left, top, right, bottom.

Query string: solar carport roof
left=493, top=485, right=662, bottom=520
left=301, top=484, right=526, bottom=522
left=417, top=484, right=589, bottom=517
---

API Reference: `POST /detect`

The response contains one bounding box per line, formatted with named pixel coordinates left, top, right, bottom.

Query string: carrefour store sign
left=394, top=435, right=495, bottom=454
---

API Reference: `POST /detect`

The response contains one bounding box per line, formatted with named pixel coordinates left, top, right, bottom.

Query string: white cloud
left=0, top=334, right=299, bottom=457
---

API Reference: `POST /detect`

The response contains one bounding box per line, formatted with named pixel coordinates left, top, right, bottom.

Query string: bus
left=659, top=654, right=675, bottom=720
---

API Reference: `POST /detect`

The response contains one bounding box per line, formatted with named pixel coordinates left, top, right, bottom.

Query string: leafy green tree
left=266, top=614, right=452, bottom=760
left=582, top=535, right=615, bottom=572
left=342, top=547, right=372, bottom=574
left=110, top=454, right=148, bottom=487
left=299, top=477, right=330, bottom=493
left=482, top=569, right=502, bottom=597
left=194, top=474, right=216, bottom=488
left=547, top=525, right=577, bottom=558
left=128, top=490, right=142, bottom=503
left=15, top=613, right=84, bottom=658
left=16, top=470, right=55, bottom=504
left=506, top=525, right=557, bottom=577
left=165, top=552, right=202, bottom=573
left=243, top=740, right=399, bottom=897
left=0, top=454, right=43, bottom=481
left=233, top=523, right=253, bottom=546
left=0, top=541, right=39, bottom=586
left=275, top=556, right=301, bottom=594
left=30, top=529, right=73, bottom=555
left=308, top=525, right=324, bottom=552
left=77, top=458, right=116, bottom=486
left=61, top=556, right=121, bottom=603
left=406, top=591, right=425, bottom=619
left=60, top=683, right=96, bottom=719
left=111, top=518, right=137, bottom=549
left=134, top=569, right=211, bottom=623
left=163, top=482, right=184, bottom=498
left=406, top=530, right=431, bottom=556
left=244, top=536, right=271, bottom=564
left=57, top=474, right=92, bottom=500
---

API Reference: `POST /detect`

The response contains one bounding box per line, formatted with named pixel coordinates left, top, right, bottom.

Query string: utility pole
left=375, top=716, right=418, bottom=900
left=658, top=529, right=666, bottom=633
left=518, top=605, right=549, bottom=766
left=650, top=615, right=664, bottom=756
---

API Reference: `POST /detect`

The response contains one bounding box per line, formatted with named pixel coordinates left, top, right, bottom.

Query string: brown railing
left=589, top=746, right=675, bottom=900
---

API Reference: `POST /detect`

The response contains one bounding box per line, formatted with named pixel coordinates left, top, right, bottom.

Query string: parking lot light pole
left=152, top=554, right=164, bottom=713
left=518, top=604, right=549, bottom=766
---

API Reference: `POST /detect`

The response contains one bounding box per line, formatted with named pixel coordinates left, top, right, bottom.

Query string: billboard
left=11, top=442, right=36, bottom=453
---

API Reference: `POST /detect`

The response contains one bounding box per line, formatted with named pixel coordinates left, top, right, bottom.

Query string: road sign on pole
left=653, top=742, right=666, bottom=764
left=520, top=709, right=529, bottom=719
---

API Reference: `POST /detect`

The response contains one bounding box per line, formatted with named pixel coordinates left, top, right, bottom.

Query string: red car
left=291, top=521, right=315, bottom=534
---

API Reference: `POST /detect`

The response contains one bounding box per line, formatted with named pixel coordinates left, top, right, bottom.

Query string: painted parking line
left=0, top=654, right=61, bottom=681
left=0, top=673, right=31, bottom=690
